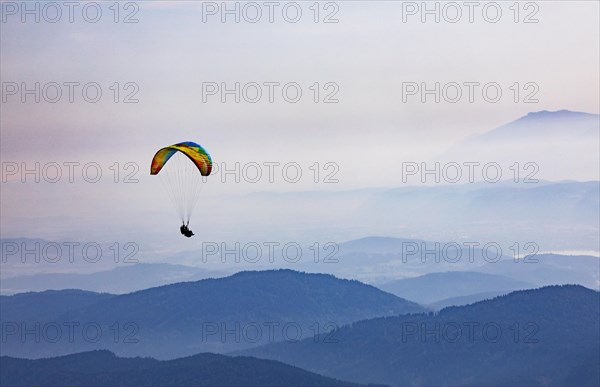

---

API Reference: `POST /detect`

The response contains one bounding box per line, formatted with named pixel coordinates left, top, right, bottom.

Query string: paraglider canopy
left=151, top=142, right=212, bottom=226
left=151, top=142, right=212, bottom=176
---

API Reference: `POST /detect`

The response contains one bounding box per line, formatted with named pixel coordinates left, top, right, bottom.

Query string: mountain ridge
left=1, top=269, right=425, bottom=359
left=0, top=349, right=359, bottom=387
left=240, top=285, right=600, bottom=386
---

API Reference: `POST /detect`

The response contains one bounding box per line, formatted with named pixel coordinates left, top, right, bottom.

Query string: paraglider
left=180, top=223, right=194, bottom=238
left=151, top=142, right=212, bottom=237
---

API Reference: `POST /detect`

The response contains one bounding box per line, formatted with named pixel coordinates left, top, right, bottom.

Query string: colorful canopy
left=151, top=142, right=212, bottom=176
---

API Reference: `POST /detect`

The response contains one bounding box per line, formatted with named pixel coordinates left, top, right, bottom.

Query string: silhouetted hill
left=0, top=269, right=424, bottom=359
left=0, top=263, right=226, bottom=295
left=427, top=290, right=511, bottom=310
left=241, top=285, right=600, bottom=386
left=477, top=253, right=600, bottom=290
left=0, top=350, right=358, bottom=387
left=380, top=271, right=533, bottom=304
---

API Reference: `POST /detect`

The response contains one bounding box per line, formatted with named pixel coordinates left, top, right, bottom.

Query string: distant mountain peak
left=522, top=109, right=597, bottom=120
left=228, top=269, right=335, bottom=280
left=468, top=109, right=600, bottom=142
left=527, top=109, right=568, bottom=116
left=232, top=268, right=305, bottom=276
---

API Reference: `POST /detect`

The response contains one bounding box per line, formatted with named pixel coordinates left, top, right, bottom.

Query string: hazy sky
left=1, top=0, right=599, bottom=243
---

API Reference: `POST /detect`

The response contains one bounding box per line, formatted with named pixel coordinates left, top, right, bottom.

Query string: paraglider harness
left=180, top=222, right=194, bottom=238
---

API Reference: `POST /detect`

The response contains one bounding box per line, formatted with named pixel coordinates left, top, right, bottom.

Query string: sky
left=1, top=0, right=599, bottom=245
